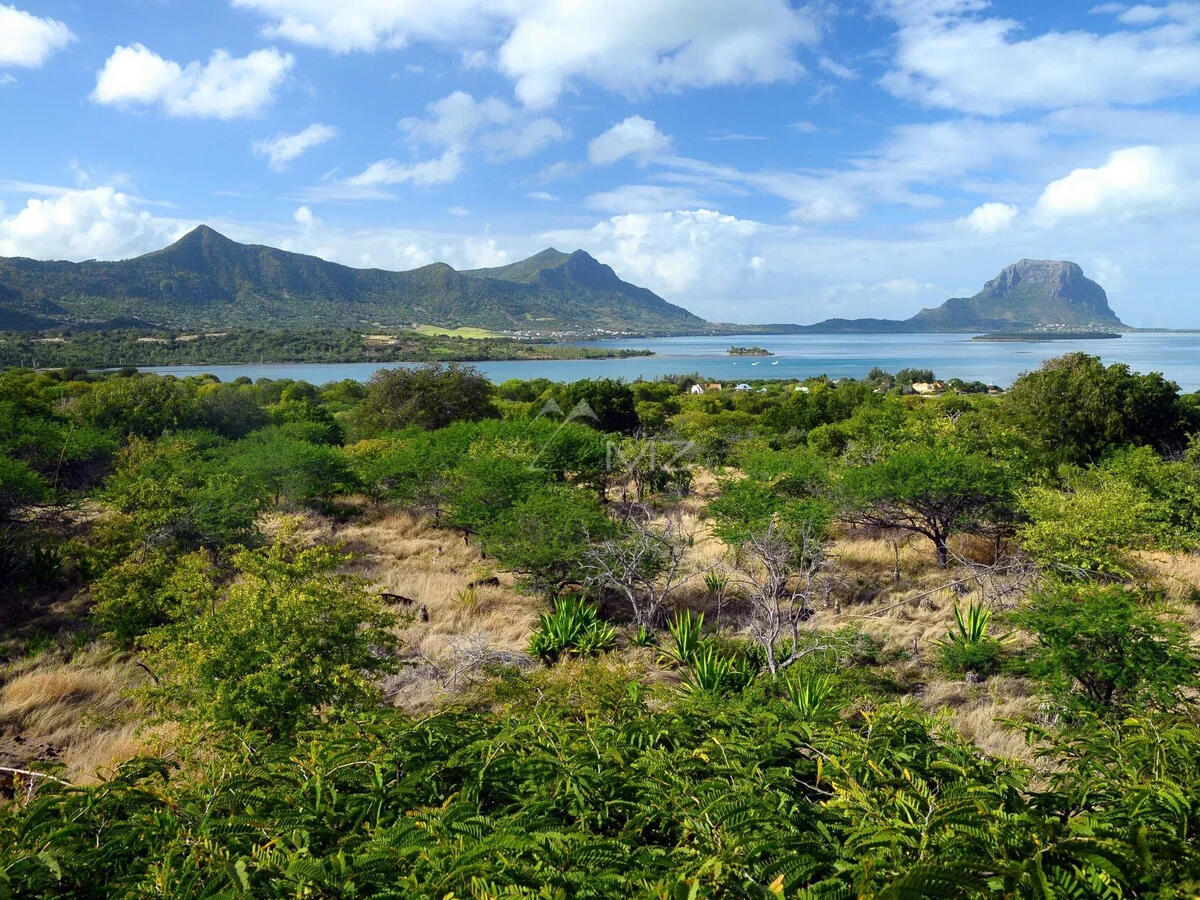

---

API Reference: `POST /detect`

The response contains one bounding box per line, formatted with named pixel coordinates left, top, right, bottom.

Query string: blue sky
left=2, top=1, right=1200, bottom=326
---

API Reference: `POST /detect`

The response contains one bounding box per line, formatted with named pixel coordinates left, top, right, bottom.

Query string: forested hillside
left=0, top=226, right=705, bottom=334
left=3, top=353, right=1200, bottom=896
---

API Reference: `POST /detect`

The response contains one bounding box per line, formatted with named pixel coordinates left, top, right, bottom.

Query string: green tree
left=145, top=539, right=398, bottom=735
left=104, top=436, right=262, bottom=550
left=554, top=378, right=638, bottom=434
left=0, top=456, right=47, bottom=521
left=227, top=429, right=357, bottom=507
left=92, top=549, right=216, bottom=645
left=444, top=452, right=545, bottom=541
left=482, top=484, right=613, bottom=591
left=1018, top=474, right=1154, bottom=580
left=355, top=363, right=497, bottom=433
left=195, top=383, right=268, bottom=438
left=842, top=444, right=1011, bottom=567
left=1014, top=584, right=1200, bottom=715
left=74, top=375, right=198, bottom=438
left=1005, top=353, right=1197, bottom=466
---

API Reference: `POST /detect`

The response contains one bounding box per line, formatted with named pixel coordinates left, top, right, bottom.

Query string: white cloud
left=321, top=91, right=564, bottom=197
left=543, top=208, right=768, bottom=299
left=818, top=56, right=857, bottom=79
left=233, top=0, right=817, bottom=108
left=447, top=205, right=470, bottom=216
left=0, top=5, right=74, bottom=68
left=253, top=123, right=338, bottom=170
left=959, top=201, right=1018, bottom=234
left=499, top=0, right=817, bottom=107
left=527, top=190, right=557, bottom=201
left=231, top=0, right=500, bottom=53
left=1033, top=145, right=1181, bottom=222
left=0, top=186, right=187, bottom=260
left=343, top=149, right=466, bottom=190
left=92, top=43, right=294, bottom=118
left=585, top=184, right=706, bottom=213
left=0, top=73, right=15, bottom=86
left=293, top=205, right=319, bottom=228
left=400, top=90, right=565, bottom=160
left=588, top=116, right=672, bottom=166
left=881, top=0, right=1200, bottom=114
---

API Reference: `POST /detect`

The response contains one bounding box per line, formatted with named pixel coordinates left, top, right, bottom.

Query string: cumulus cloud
left=293, top=205, right=319, bottom=228
left=588, top=117, right=672, bottom=166
left=231, top=0, right=499, bottom=53
left=342, top=149, right=465, bottom=190
left=881, top=0, right=1200, bottom=114
left=0, top=5, right=74, bottom=68
left=400, top=90, right=565, bottom=160
left=1033, top=145, right=1180, bottom=222
left=543, top=208, right=768, bottom=299
left=959, top=201, right=1018, bottom=234
left=92, top=43, right=294, bottom=118
left=321, top=91, right=564, bottom=197
left=233, top=0, right=817, bottom=108
left=498, top=0, right=817, bottom=107
left=0, top=186, right=187, bottom=260
left=253, top=123, right=338, bottom=170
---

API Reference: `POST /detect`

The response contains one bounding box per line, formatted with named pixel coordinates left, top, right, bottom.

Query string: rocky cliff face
left=906, top=259, right=1124, bottom=331
left=791, top=259, right=1127, bottom=333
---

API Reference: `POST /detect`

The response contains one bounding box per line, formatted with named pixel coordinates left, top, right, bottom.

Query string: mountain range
left=0, top=227, right=1126, bottom=335
left=0, top=226, right=703, bottom=334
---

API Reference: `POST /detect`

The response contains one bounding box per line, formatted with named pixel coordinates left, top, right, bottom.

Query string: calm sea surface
left=138, top=332, right=1200, bottom=390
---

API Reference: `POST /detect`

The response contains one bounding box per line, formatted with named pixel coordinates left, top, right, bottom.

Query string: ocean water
left=136, top=332, right=1200, bottom=390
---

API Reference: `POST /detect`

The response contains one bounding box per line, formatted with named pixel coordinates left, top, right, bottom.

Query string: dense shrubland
left=2, top=353, right=1200, bottom=896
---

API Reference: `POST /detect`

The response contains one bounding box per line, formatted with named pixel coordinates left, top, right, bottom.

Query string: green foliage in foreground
left=3, top=672, right=1200, bottom=898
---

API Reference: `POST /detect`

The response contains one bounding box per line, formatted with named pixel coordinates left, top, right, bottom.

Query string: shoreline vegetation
left=0, top=328, right=653, bottom=369
left=971, top=331, right=1123, bottom=342
left=728, top=344, right=773, bottom=356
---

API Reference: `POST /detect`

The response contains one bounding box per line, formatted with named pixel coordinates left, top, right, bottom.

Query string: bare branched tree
left=584, top=515, right=696, bottom=628
left=730, top=522, right=833, bottom=676
left=945, top=546, right=1041, bottom=611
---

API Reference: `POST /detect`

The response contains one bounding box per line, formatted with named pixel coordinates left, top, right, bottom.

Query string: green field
left=412, top=323, right=502, bottom=339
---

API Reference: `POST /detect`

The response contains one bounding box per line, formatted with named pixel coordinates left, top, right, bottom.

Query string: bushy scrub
left=1013, top=584, right=1200, bottom=716
left=1019, top=475, right=1155, bottom=580
left=143, top=539, right=398, bottom=735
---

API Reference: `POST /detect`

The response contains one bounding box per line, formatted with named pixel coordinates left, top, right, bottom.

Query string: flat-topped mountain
left=784, top=259, right=1125, bottom=334
left=0, top=226, right=704, bottom=334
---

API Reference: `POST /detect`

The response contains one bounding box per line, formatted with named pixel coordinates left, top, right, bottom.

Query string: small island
left=728, top=345, right=774, bottom=356
left=971, top=331, right=1122, bottom=342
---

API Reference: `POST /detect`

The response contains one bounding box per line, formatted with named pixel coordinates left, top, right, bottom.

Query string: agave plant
left=663, top=610, right=706, bottom=667
left=528, top=596, right=615, bottom=664
left=783, top=672, right=840, bottom=720
left=935, top=602, right=1009, bottom=677
left=943, top=602, right=992, bottom=646
left=679, top=644, right=735, bottom=693
left=631, top=625, right=657, bottom=648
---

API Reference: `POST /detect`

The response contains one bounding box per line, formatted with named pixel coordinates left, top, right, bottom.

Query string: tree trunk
left=935, top=536, right=948, bottom=569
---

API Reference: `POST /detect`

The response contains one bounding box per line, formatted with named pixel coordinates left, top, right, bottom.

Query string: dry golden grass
left=280, top=506, right=546, bottom=710
left=0, top=646, right=166, bottom=784
left=1140, top=550, right=1200, bottom=603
